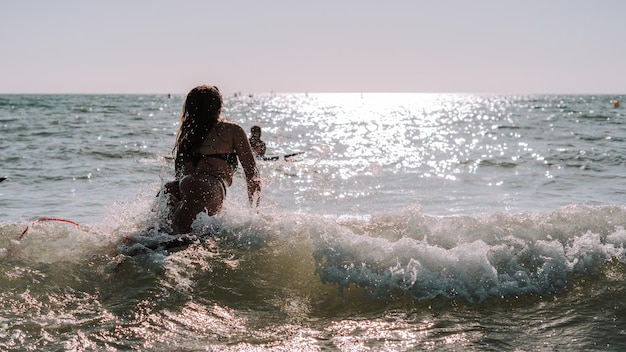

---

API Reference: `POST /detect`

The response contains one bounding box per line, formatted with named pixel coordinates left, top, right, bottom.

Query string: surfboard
left=260, top=152, right=304, bottom=161
left=163, top=152, right=304, bottom=162
left=119, top=231, right=217, bottom=256
left=144, top=233, right=201, bottom=251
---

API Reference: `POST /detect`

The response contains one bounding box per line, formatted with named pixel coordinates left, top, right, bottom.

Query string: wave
left=2, top=198, right=626, bottom=308
left=314, top=205, right=626, bottom=303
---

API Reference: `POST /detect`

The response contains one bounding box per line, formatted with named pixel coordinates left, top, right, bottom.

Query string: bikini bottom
left=158, top=173, right=227, bottom=200
left=205, top=173, right=227, bottom=197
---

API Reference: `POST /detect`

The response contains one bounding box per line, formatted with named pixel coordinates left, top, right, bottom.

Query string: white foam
left=309, top=205, right=626, bottom=303
left=5, top=181, right=625, bottom=305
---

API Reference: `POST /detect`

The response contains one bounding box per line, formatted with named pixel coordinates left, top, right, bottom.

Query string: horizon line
left=0, top=91, right=624, bottom=96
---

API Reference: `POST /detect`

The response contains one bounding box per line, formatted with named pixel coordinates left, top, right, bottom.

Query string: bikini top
left=195, top=152, right=238, bottom=170
left=175, top=151, right=238, bottom=177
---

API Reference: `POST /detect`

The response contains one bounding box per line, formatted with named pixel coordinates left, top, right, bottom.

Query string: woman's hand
left=247, top=178, right=261, bottom=209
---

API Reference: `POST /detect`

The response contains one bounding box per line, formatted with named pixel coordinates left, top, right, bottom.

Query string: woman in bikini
left=164, top=85, right=261, bottom=234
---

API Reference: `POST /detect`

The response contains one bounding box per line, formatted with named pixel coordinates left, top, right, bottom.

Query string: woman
left=164, top=85, right=261, bottom=233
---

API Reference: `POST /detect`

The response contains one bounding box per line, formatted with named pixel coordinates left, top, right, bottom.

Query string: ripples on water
left=1, top=93, right=626, bottom=350
left=2, top=93, right=625, bottom=220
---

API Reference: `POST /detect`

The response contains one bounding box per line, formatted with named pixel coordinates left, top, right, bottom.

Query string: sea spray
left=311, top=205, right=626, bottom=303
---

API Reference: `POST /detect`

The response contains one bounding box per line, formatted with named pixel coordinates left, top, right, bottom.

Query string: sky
left=1, top=0, right=625, bottom=95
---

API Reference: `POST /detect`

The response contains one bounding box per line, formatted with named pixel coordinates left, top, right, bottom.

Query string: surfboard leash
left=18, top=217, right=80, bottom=241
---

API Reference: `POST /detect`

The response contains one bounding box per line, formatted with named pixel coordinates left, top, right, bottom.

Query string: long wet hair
left=173, top=85, right=223, bottom=176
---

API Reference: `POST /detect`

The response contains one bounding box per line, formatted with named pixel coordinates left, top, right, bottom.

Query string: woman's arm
left=232, top=124, right=261, bottom=207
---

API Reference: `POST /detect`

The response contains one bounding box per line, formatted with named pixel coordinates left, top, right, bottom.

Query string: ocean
left=1, top=93, right=626, bottom=351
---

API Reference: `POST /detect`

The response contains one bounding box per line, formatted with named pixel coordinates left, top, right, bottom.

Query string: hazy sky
left=2, top=0, right=624, bottom=94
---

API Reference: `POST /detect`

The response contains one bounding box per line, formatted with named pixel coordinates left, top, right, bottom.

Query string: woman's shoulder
left=217, top=120, right=243, bottom=130
left=217, top=120, right=246, bottom=135
left=214, top=121, right=246, bottom=144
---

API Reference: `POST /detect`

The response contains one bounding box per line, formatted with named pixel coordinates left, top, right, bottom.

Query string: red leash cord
left=18, top=217, right=80, bottom=240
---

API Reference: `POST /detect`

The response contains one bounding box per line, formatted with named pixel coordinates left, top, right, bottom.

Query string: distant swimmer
left=615, top=100, right=620, bottom=108
left=248, top=125, right=305, bottom=161
left=249, top=125, right=267, bottom=158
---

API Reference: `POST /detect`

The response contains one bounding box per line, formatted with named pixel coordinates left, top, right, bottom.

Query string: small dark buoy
left=615, top=100, right=620, bottom=108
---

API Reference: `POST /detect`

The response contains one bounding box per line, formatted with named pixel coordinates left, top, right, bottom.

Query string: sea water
left=1, top=93, right=626, bottom=350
